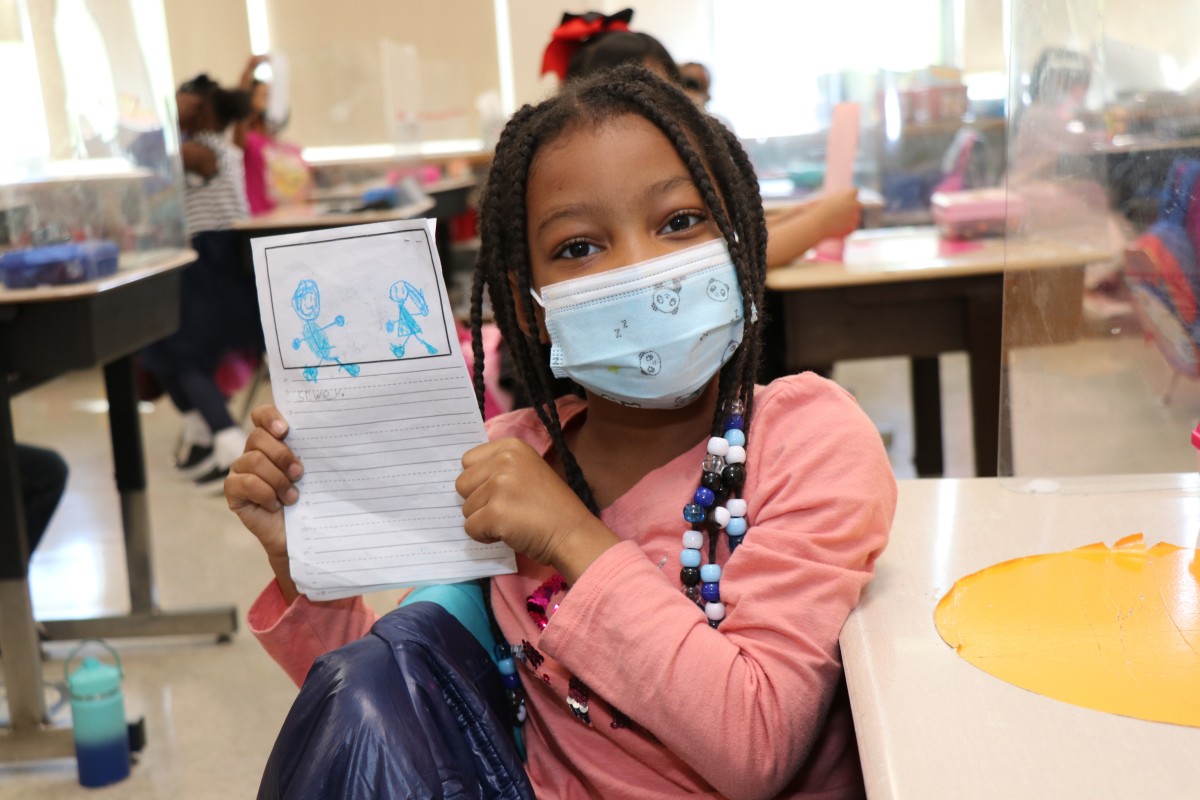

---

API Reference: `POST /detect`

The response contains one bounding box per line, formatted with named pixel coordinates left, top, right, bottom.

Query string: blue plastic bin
left=0, top=241, right=120, bottom=289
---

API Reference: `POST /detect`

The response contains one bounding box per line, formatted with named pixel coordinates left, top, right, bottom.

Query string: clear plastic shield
left=0, top=0, right=186, bottom=254
left=999, top=0, right=1200, bottom=487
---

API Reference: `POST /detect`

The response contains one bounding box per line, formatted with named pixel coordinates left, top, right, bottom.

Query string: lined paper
left=251, top=218, right=515, bottom=600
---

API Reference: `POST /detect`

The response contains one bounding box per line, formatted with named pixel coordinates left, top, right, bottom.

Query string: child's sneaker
left=174, top=411, right=214, bottom=477
left=194, top=426, right=248, bottom=493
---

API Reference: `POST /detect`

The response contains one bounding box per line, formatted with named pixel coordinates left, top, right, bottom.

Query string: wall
left=264, top=0, right=499, bottom=148
left=162, top=0, right=251, bottom=88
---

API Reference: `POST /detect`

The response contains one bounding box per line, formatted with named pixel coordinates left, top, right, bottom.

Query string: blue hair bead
left=497, top=657, right=516, bottom=675
left=494, top=643, right=511, bottom=661
left=727, top=533, right=744, bottom=551
left=701, top=582, right=721, bottom=602
left=725, top=413, right=744, bottom=431
left=724, top=428, right=746, bottom=447
left=726, top=517, right=747, bottom=537
left=680, top=548, right=702, bottom=568
left=502, top=672, right=522, bottom=690
left=693, top=487, right=716, bottom=507
left=683, top=503, right=707, bottom=524
left=699, top=563, right=722, bottom=583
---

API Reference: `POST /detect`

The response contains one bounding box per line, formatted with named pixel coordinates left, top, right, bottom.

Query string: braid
left=471, top=64, right=769, bottom=521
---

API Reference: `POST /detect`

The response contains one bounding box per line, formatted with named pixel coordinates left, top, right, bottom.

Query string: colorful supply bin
left=0, top=240, right=119, bottom=289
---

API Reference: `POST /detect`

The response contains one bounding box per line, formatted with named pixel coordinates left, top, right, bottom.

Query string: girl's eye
left=660, top=212, right=705, bottom=234
left=554, top=240, right=601, bottom=259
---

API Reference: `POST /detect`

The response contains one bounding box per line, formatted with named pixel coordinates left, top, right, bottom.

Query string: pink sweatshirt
left=249, top=373, right=895, bottom=799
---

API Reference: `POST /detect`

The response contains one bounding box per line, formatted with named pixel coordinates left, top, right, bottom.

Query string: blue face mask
left=531, top=238, right=745, bottom=409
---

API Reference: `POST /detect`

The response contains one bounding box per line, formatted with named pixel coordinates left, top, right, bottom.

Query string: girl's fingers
left=460, top=440, right=502, bottom=469
left=250, top=404, right=290, bottom=439
left=224, top=471, right=283, bottom=513
left=232, top=449, right=298, bottom=503
left=245, top=428, right=303, bottom=480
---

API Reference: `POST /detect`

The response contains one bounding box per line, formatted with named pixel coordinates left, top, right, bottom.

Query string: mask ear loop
left=529, top=288, right=547, bottom=309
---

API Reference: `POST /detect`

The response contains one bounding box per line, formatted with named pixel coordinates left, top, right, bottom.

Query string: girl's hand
left=456, top=439, right=618, bottom=582
left=224, top=405, right=304, bottom=601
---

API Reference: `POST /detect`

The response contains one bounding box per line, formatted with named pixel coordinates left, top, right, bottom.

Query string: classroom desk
left=0, top=249, right=237, bottom=762
left=841, top=474, right=1200, bottom=799
left=230, top=197, right=435, bottom=234
left=308, top=176, right=477, bottom=271
left=766, top=227, right=1110, bottom=477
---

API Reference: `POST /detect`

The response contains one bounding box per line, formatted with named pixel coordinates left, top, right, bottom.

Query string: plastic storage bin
left=0, top=241, right=120, bottom=289
left=931, top=189, right=1027, bottom=240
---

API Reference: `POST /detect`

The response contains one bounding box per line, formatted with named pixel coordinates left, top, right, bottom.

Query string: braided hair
left=470, top=65, right=768, bottom=540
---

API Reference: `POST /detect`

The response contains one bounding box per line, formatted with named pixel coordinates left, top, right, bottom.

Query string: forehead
left=527, top=114, right=699, bottom=206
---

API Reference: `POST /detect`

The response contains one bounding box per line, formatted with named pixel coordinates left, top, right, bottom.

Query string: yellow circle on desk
left=934, top=533, right=1200, bottom=727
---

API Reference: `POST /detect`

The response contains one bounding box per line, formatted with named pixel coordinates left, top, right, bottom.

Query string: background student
left=143, top=75, right=260, bottom=488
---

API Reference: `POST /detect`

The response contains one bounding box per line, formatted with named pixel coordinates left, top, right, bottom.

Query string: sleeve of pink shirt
left=246, top=579, right=380, bottom=687
left=537, top=378, right=896, bottom=800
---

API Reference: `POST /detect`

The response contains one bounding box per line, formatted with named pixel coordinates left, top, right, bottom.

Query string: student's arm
left=765, top=188, right=861, bottom=267
left=539, top=376, right=896, bottom=800
left=180, top=140, right=218, bottom=179
left=247, top=582, right=379, bottom=687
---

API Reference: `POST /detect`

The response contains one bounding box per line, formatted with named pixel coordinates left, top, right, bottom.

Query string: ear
left=507, top=269, right=550, bottom=344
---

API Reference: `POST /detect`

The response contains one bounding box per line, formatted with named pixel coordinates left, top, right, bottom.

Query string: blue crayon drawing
left=290, top=279, right=361, bottom=382
left=385, top=279, right=439, bottom=359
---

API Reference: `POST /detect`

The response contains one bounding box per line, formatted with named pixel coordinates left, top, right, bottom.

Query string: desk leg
left=103, top=357, right=154, bottom=612
left=966, top=287, right=1003, bottom=478
left=39, top=356, right=237, bottom=642
left=910, top=357, right=944, bottom=477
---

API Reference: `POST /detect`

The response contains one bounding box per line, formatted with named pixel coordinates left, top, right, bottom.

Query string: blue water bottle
left=65, top=640, right=131, bottom=787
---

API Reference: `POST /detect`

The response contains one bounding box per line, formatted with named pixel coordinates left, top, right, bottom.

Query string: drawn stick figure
left=290, top=279, right=361, bottom=382
left=385, top=280, right=438, bottom=358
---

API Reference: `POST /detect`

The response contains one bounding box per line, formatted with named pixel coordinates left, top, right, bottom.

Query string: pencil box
left=0, top=240, right=119, bottom=289
left=931, top=189, right=1027, bottom=239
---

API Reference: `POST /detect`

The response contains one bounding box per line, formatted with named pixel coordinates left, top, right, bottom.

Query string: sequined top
left=249, top=373, right=896, bottom=799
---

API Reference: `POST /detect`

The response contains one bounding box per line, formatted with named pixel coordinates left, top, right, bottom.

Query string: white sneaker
left=174, top=411, right=215, bottom=478
left=193, top=426, right=248, bottom=493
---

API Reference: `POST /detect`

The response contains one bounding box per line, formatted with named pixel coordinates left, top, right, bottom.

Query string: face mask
left=531, top=238, right=745, bottom=409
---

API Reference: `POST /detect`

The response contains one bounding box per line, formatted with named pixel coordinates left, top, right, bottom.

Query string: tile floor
left=1, top=325, right=1197, bottom=797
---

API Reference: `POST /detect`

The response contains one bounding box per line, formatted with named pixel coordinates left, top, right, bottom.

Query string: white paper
left=250, top=218, right=516, bottom=600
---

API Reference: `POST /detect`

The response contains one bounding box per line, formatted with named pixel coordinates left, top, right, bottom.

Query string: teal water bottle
left=65, top=640, right=131, bottom=787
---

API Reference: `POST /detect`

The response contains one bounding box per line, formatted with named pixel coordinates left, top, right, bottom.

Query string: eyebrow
left=534, top=175, right=698, bottom=237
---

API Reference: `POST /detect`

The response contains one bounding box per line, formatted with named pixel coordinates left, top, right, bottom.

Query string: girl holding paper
left=225, top=65, right=895, bottom=799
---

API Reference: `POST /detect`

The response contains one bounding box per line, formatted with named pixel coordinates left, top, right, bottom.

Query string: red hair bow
left=540, top=8, right=634, bottom=80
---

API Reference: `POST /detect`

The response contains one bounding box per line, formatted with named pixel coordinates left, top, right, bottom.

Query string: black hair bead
left=721, top=463, right=746, bottom=489
left=680, top=566, right=701, bottom=586
left=701, top=471, right=723, bottom=491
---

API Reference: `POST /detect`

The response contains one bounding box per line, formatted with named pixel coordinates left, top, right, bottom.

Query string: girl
left=226, top=65, right=895, bottom=799
left=144, top=75, right=260, bottom=487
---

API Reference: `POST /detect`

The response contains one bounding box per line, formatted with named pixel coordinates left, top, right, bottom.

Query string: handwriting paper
left=251, top=218, right=515, bottom=600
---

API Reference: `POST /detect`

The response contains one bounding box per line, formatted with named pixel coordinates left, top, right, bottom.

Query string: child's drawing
left=385, top=279, right=439, bottom=359
left=290, top=279, right=361, bottom=382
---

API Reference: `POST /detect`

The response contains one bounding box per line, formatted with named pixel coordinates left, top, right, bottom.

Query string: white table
left=841, top=475, right=1200, bottom=799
